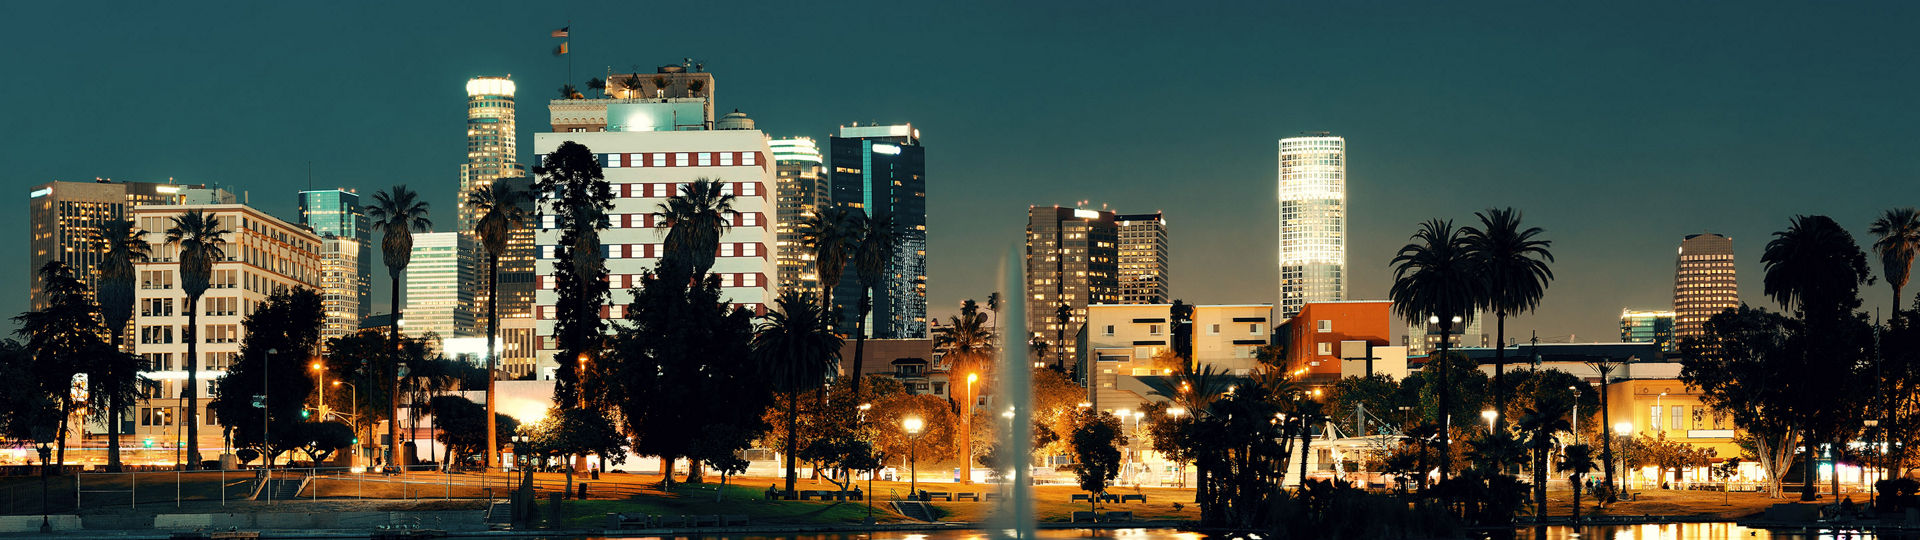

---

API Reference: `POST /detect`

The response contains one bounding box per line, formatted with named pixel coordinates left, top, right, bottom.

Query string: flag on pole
left=551, top=26, right=569, bottom=38
left=553, top=42, right=569, bottom=56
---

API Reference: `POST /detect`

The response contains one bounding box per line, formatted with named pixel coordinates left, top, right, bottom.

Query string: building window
left=1104, top=325, right=1115, bottom=336
left=1318, top=343, right=1332, bottom=355
left=1208, top=324, right=1220, bottom=335
left=1252, top=323, right=1264, bottom=335
left=1673, top=405, right=1685, bottom=433
left=1317, top=320, right=1332, bottom=333
left=1149, top=324, right=1162, bottom=335
left=1651, top=405, right=1662, bottom=431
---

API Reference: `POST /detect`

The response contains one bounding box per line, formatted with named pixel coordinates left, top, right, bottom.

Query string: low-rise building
left=1082, top=303, right=1273, bottom=415
left=1277, top=300, right=1394, bottom=383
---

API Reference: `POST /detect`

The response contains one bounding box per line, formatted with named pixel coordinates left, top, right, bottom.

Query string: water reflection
left=563, top=530, right=1204, bottom=540
left=533, top=524, right=1912, bottom=540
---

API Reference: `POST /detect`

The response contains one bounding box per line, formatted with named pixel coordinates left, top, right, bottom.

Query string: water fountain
left=988, top=245, right=1035, bottom=539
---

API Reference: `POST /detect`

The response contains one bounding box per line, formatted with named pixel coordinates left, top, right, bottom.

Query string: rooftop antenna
left=307, top=161, right=312, bottom=191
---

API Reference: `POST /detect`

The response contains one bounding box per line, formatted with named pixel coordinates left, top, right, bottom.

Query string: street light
left=903, top=416, right=925, bottom=499
left=1614, top=421, right=1633, bottom=492
left=1481, top=410, right=1498, bottom=433
left=1867, top=419, right=1882, bottom=507
left=312, top=361, right=327, bottom=421
left=1569, top=385, right=1580, bottom=445
left=333, top=381, right=359, bottom=470
left=1655, top=392, right=1668, bottom=432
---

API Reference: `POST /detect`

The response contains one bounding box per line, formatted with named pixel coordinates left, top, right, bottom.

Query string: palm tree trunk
left=1494, top=313, right=1507, bottom=432
left=185, top=296, right=201, bottom=470
left=1600, top=376, right=1616, bottom=501
left=1803, top=430, right=1819, bottom=501
left=388, top=275, right=403, bottom=472
left=1571, top=477, right=1582, bottom=526
left=486, top=255, right=500, bottom=471
left=1535, top=442, right=1548, bottom=520
left=852, top=295, right=869, bottom=397
left=1437, top=320, right=1453, bottom=483
left=784, top=391, right=799, bottom=497
left=1298, top=420, right=1313, bottom=483
left=108, top=326, right=126, bottom=472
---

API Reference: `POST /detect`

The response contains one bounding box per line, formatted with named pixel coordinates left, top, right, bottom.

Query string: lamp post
left=1655, top=392, right=1667, bottom=432
left=963, top=373, right=978, bottom=485
left=857, top=403, right=873, bottom=524
left=1570, top=385, right=1580, bottom=445
left=33, top=424, right=53, bottom=533
left=1481, top=410, right=1498, bottom=433
left=312, top=361, right=326, bottom=421
left=1614, top=421, right=1633, bottom=493
left=333, top=381, right=359, bottom=470
left=1866, top=419, right=1881, bottom=507
left=904, top=416, right=924, bottom=499
left=262, top=348, right=275, bottom=497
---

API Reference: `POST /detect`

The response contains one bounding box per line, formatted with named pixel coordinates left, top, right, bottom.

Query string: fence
left=0, top=464, right=625, bottom=515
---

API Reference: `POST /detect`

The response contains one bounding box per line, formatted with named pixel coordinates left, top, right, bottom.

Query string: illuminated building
left=298, top=188, right=371, bottom=343
left=531, top=99, right=776, bottom=374
left=460, top=76, right=526, bottom=338
left=548, top=64, right=717, bottom=132
left=490, top=175, right=541, bottom=355
left=1279, top=301, right=1395, bottom=382
left=1277, top=134, right=1346, bottom=319
left=1082, top=303, right=1274, bottom=410
left=772, top=137, right=829, bottom=299
left=1116, top=212, right=1169, bottom=304
left=829, top=124, right=927, bottom=339
left=1620, top=309, right=1677, bottom=353
left=1026, top=206, right=1118, bottom=367
left=402, top=232, right=478, bottom=338
left=1674, top=233, right=1738, bottom=340
left=129, top=203, right=321, bottom=461
left=1405, top=312, right=1486, bottom=356
left=27, top=179, right=202, bottom=311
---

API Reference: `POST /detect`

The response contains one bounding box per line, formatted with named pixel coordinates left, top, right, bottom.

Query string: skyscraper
left=27, top=179, right=201, bottom=310
left=460, top=77, right=525, bottom=338
left=1674, top=233, right=1738, bottom=340
left=298, top=188, right=372, bottom=329
left=1620, top=309, right=1677, bottom=353
left=772, top=137, right=829, bottom=299
left=403, top=232, right=478, bottom=338
left=1276, top=134, right=1347, bottom=319
left=1116, top=212, right=1169, bottom=304
left=491, top=176, right=541, bottom=325
left=1026, top=206, right=1119, bottom=363
left=829, top=124, right=927, bottom=339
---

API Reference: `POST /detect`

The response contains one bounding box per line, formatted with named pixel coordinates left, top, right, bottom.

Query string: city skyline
left=8, top=2, right=1920, bottom=344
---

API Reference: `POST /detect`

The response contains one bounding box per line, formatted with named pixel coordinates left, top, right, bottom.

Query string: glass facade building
left=1277, top=134, right=1346, bottom=319
left=829, top=124, right=927, bottom=339
left=403, top=232, right=477, bottom=338
left=772, top=137, right=829, bottom=300
left=298, top=188, right=371, bottom=327
left=1620, top=309, right=1677, bottom=353
left=28, top=180, right=201, bottom=311
left=1674, top=233, right=1738, bottom=340
left=1116, top=212, right=1169, bottom=304
left=1026, top=206, right=1120, bottom=365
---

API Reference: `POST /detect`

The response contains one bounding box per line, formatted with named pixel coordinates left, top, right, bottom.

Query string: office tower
left=491, top=176, right=541, bottom=324
left=1026, top=206, right=1119, bottom=363
left=298, top=188, right=372, bottom=326
left=531, top=109, right=777, bottom=372
left=1276, top=134, right=1347, bottom=319
left=773, top=137, right=829, bottom=299
left=403, top=232, right=478, bottom=338
left=317, top=237, right=364, bottom=346
left=1674, top=233, right=1739, bottom=339
left=130, top=202, right=321, bottom=458
left=1116, top=212, right=1169, bottom=304
left=549, top=65, right=717, bottom=132
left=1405, top=312, right=1486, bottom=357
left=459, top=76, right=525, bottom=235
left=829, top=124, right=927, bottom=339
left=27, top=179, right=201, bottom=311
left=1621, top=309, right=1677, bottom=353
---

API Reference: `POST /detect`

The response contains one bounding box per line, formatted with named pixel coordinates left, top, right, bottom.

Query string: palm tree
left=986, top=292, right=1002, bottom=330
left=1870, top=208, right=1920, bottom=316
left=97, top=219, right=149, bottom=472
left=467, top=180, right=527, bottom=471
left=1389, top=219, right=1480, bottom=483
left=652, top=178, right=735, bottom=278
left=936, top=300, right=996, bottom=485
left=800, top=206, right=864, bottom=328
left=1462, top=208, right=1554, bottom=431
left=165, top=210, right=229, bottom=470
left=1517, top=399, right=1572, bottom=520
left=368, top=185, right=431, bottom=471
left=1560, top=444, right=1600, bottom=526
left=1762, top=215, right=1870, bottom=317
left=1293, top=399, right=1326, bottom=482
left=848, top=212, right=894, bottom=397
left=753, top=291, right=843, bottom=497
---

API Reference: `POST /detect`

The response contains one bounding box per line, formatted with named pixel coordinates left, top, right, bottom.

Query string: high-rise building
left=1026, top=206, right=1119, bottom=364
left=772, top=137, right=829, bottom=299
left=1276, top=134, right=1347, bottom=319
left=531, top=102, right=776, bottom=373
left=298, top=188, right=372, bottom=331
left=490, top=176, right=541, bottom=327
left=403, top=232, right=478, bottom=338
left=1674, top=233, right=1738, bottom=339
left=460, top=77, right=526, bottom=339
left=1116, top=212, right=1169, bottom=304
left=27, top=179, right=202, bottom=311
left=130, top=203, right=321, bottom=459
left=829, top=124, right=927, bottom=339
left=1620, top=309, right=1677, bottom=353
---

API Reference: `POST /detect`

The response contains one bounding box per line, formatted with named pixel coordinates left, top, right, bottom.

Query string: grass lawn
left=552, top=482, right=905, bottom=528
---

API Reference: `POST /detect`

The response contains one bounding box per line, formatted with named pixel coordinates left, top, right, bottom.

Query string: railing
left=0, top=464, right=596, bottom=515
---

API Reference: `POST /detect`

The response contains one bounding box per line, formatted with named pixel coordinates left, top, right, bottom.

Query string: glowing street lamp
left=903, top=416, right=925, bottom=498
left=1481, top=409, right=1498, bottom=433
left=1614, top=422, right=1633, bottom=492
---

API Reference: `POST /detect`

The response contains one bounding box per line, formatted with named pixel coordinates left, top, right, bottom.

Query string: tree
left=430, top=395, right=519, bottom=468
left=1585, top=357, right=1623, bottom=501
left=1623, top=431, right=1715, bottom=487
left=210, top=288, right=323, bottom=467
left=753, top=291, right=842, bottom=496
left=97, top=219, right=150, bottom=472
left=468, top=178, right=529, bottom=471
left=936, top=299, right=996, bottom=482
left=1870, top=208, right=1920, bottom=314
left=322, top=329, right=413, bottom=467
left=295, top=422, right=356, bottom=465
left=653, top=178, right=737, bottom=278
left=800, top=206, right=863, bottom=329
left=522, top=407, right=627, bottom=497
left=1070, top=409, right=1127, bottom=511
left=1516, top=397, right=1571, bottom=519
left=866, top=383, right=958, bottom=468
left=1759, top=215, right=1873, bottom=501
left=1462, top=207, right=1554, bottom=432
left=367, top=185, right=430, bottom=470
left=13, top=262, right=112, bottom=469
left=1170, top=300, right=1195, bottom=369
left=533, top=142, right=612, bottom=409
left=1327, top=374, right=1405, bottom=436
left=613, top=266, right=765, bottom=485
left=849, top=211, right=894, bottom=397
left=1560, top=444, right=1599, bottom=525
left=1390, top=218, right=1481, bottom=483
left=166, top=210, right=230, bottom=469
left=1679, top=306, right=1801, bottom=498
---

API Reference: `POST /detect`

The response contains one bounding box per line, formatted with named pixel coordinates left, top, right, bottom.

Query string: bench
left=1098, top=493, right=1121, bottom=503
left=686, top=514, right=720, bottom=527
left=1104, top=511, right=1134, bottom=522
left=1072, top=511, right=1101, bottom=523
left=605, top=513, right=652, bottom=529
left=983, top=492, right=1000, bottom=501
left=1119, top=494, right=1147, bottom=503
left=721, top=514, right=750, bottom=526
left=1071, top=493, right=1091, bottom=502
left=923, top=491, right=953, bottom=501
left=957, top=493, right=980, bottom=501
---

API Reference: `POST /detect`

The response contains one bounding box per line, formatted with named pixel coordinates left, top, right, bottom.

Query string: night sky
left=6, top=1, right=1919, bottom=343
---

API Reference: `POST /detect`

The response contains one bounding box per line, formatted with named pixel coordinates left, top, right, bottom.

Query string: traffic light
left=351, top=437, right=359, bottom=444
left=300, top=409, right=311, bottom=419
left=142, top=438, right=154, bottom=448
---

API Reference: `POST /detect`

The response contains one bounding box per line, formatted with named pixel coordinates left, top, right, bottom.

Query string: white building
left=1277, top=134, right=1346, bottom=319
left=530, top=123, right=777, bottom=372
left=317, top=236, right=363, bottom=347
left=402, top=232, right=477, bottom=339
left=1082, top=303, right=1275, bottom=414
left=129, top=204, right=321, bottom=463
